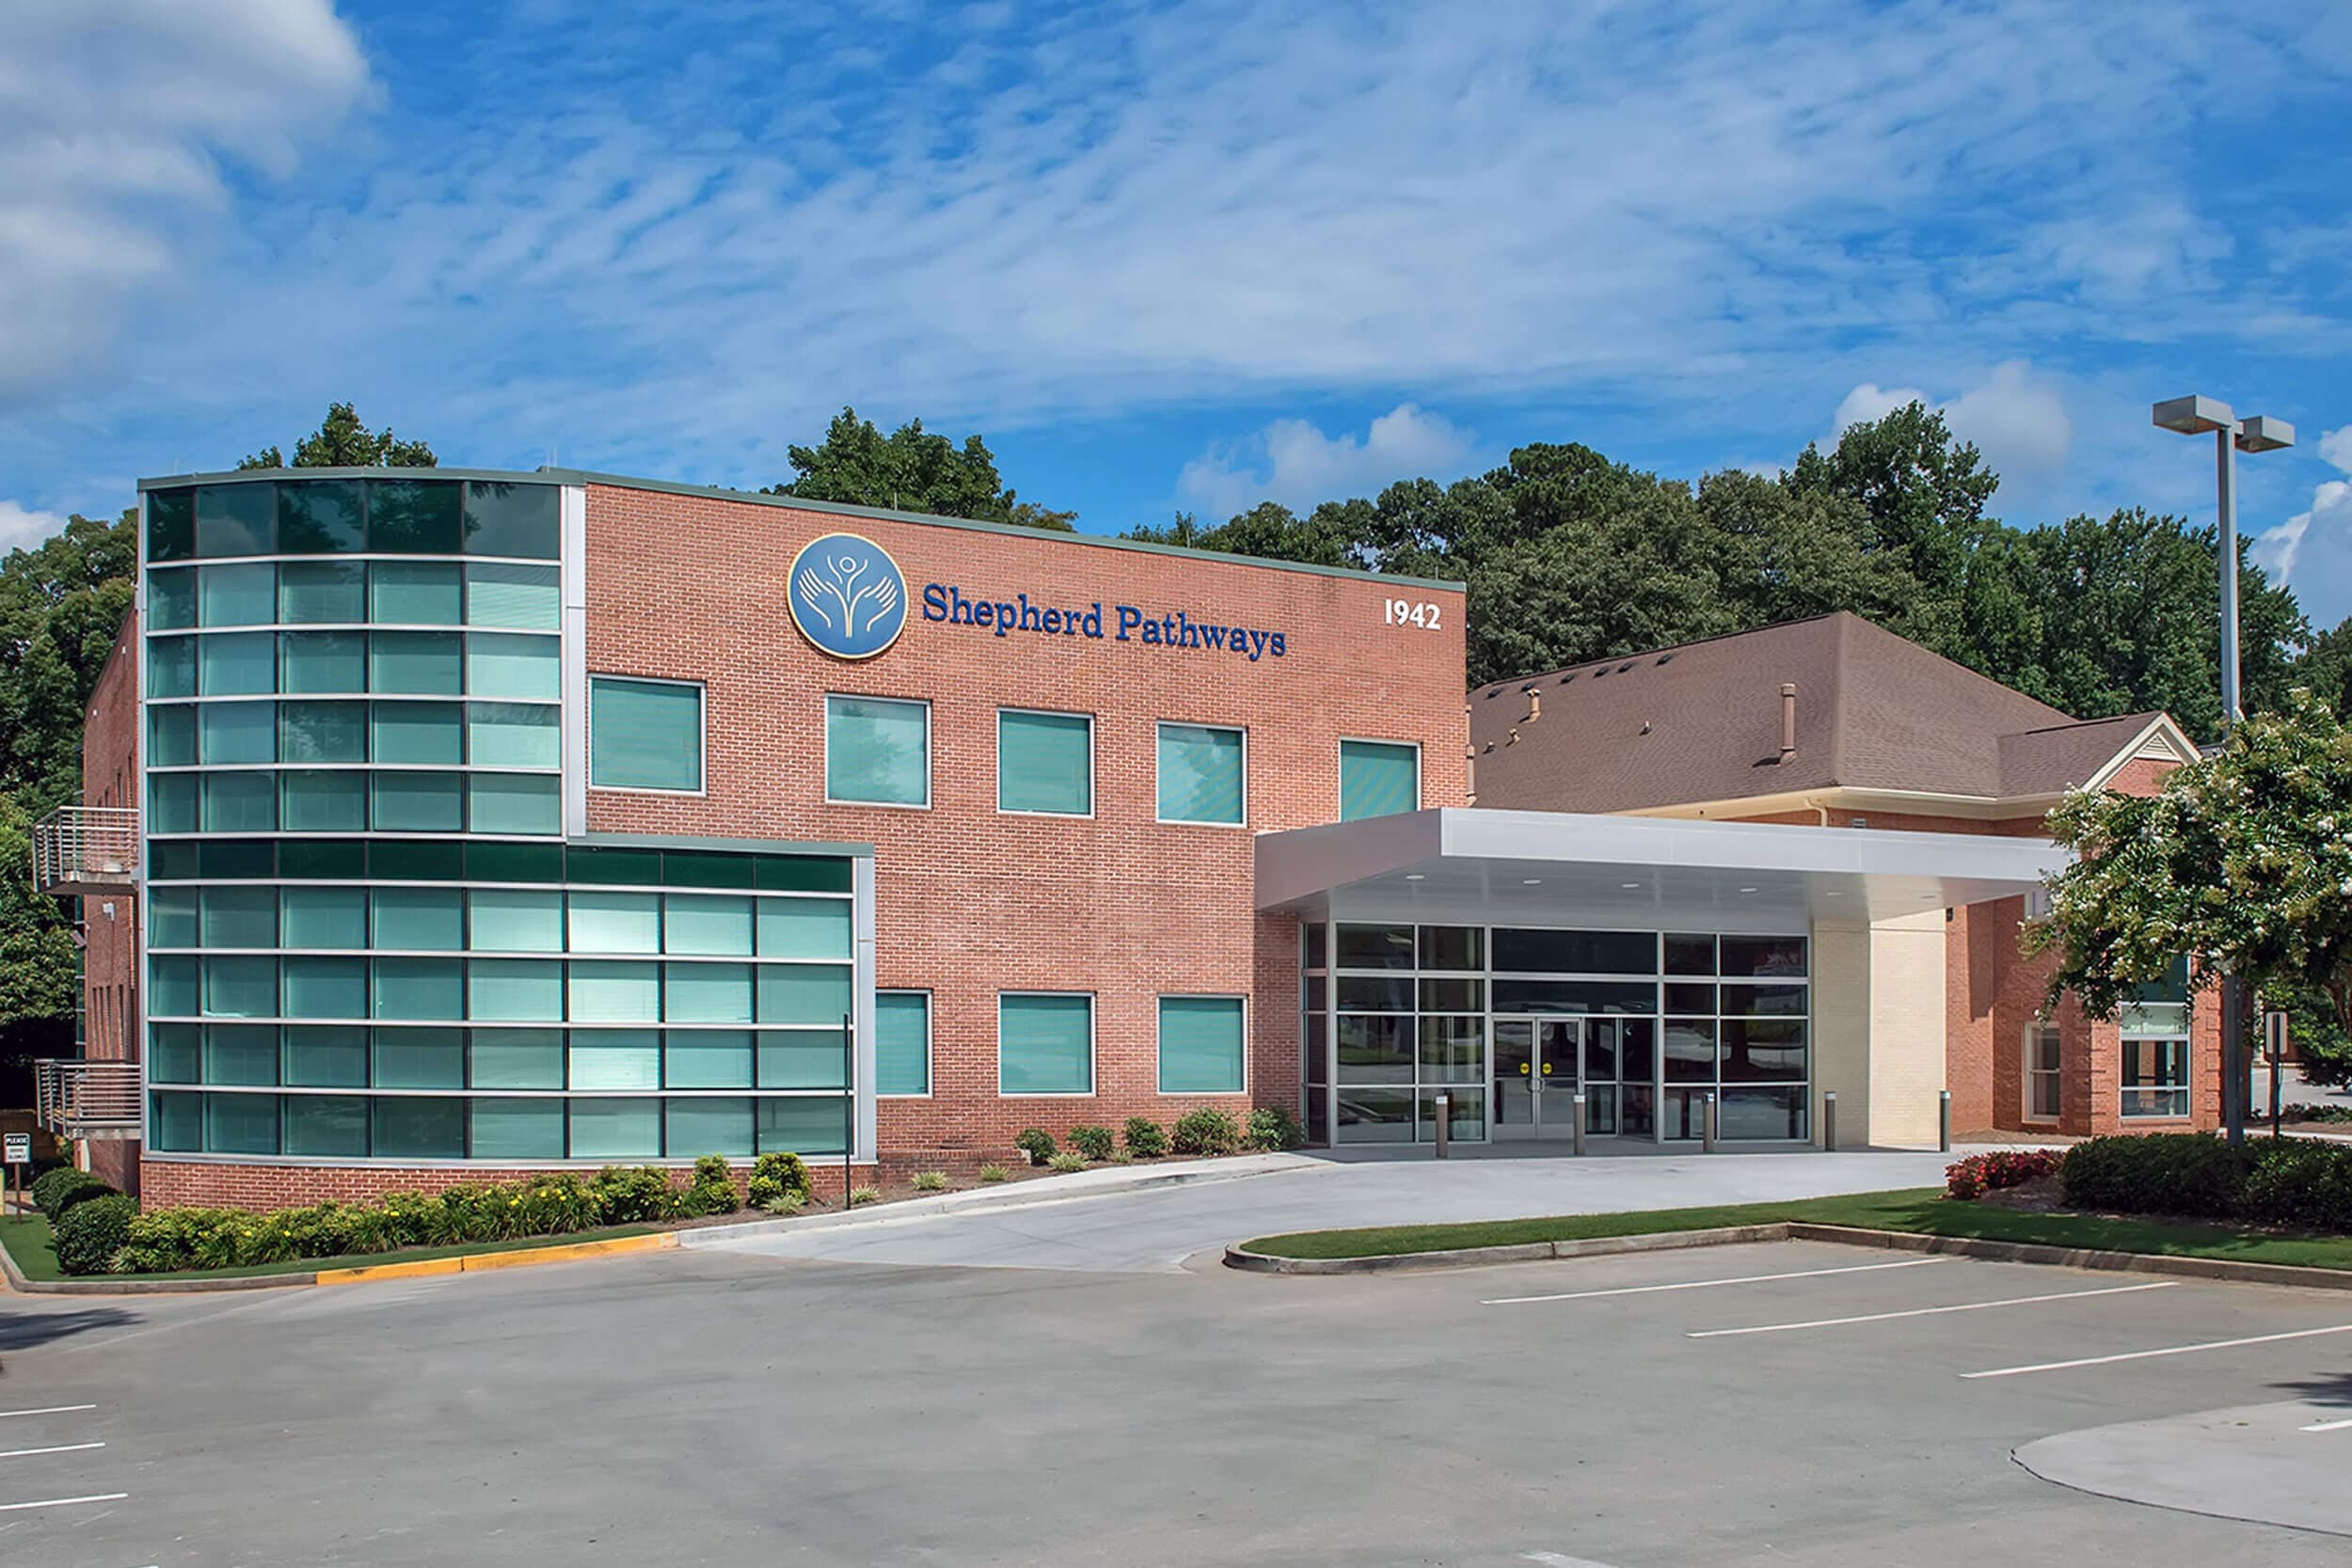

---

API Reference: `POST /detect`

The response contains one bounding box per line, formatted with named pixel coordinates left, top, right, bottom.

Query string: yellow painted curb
left=315, top=1230, right=676, bottom=1285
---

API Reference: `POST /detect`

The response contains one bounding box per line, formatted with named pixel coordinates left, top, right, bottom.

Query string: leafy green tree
left=1124, top=500, right=1358, bottom=566
left=241, top=402, right=437, bottom=469
left=2023, top=690, right=2352, bottom=1051
left=770, top=407, right=1074, bottom=530
left=2294, top=617, right=2352, bottom=719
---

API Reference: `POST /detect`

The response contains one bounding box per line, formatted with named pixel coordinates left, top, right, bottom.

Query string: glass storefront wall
left=1303, top=922, right=1809, bottom=1145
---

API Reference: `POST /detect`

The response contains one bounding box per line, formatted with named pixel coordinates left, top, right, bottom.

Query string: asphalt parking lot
left=3, top=1196, right=2348, bottom=1566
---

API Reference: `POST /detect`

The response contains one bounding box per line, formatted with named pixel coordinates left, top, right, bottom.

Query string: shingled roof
left=1468, top=612, right=2182, bottom=815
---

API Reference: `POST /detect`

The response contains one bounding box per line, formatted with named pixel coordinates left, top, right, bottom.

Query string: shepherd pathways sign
left=922, top=583, right=1289, bottom=661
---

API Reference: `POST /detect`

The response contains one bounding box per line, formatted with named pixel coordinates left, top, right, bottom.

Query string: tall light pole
left=2151, top=394, right=2296, bottom=1144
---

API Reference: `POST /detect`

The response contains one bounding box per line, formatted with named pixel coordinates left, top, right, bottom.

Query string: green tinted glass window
left=756, top=1095, right=848, bottom=1156
left=372, top=959, right=464, bottom=1021
left=757, top=964, right=851, bottom=1026
left=663, top=1030, right=753, bottom=1087
left=282, top=887, right=366, bottom=948
left=463, top=482, right=560, bottom=558
left=151, top=956, right=199, bottom=1016
left=571, top=892, right=660, bottom=952
left=373, top=1026, right=466, bottom=1087
left=277, top=480, right=364, bottom=554
left=372, top=701, right=462, bottom=764
left=281, top=956, right=367, bottom=1019
left=199, top=701, right=276, bottom=765
left=469, top=889, right=563, bottom=951
left=998, top=709, right=1092, bottom=815
left=148, top=568, right=197, bottom=629
left=150, top=1090, right=202, bottom=1150
left=371, top=632, right=462, bottom=694
left=278, top=838, right=366, bottom=879
left=281, top=770, right=368, bottom=832
left=147, top=488, right=195, bottom=561
left=205, top=1092, right=280, bottom=1155
left=372, top=1096, right=463, bottom=1158
left=278, top=559, right=365, bottom=623
left=283, top=1026, right=369, bottom=1086
left=666, top=850, right=758, bottom=889
left=150, top=1022, right=199, bottom=1082
left=469, top=773, right=560, bottom=835
left=199, top=562, right=276, bottom=626
left=568, top=961, right=660, bottom=1022
left=664, top=962, right=753, bottom=1023
left=999, top=994, right=1093, bottom=1095
left=149, top=886, right=199, bottom=948
left=1340, top=739, right=1420, bottom=821
left=367, top=480, right=463, bottom=553
left=569, top=1098, right=660, bottom=1159
left=665, top=1098, right=753, bottom=1158
left=590, top=677, right=703, bottom=791
left=195, top=483, right=274, bottom=556
left=757, top=1030, right=847, bottom=1088
left=465, top=841, right=564, bottom=883
left=370, top=560, right=462, bottom=625
left=1156, top=723, right=1244, bottom=824
left=201, top=883, right=277, bottom=947
left=279, top=630, right=366, bottom=692
left=468, top=958, right=564, bottom=1022
left=284, top=1095, right=368, bottom=1156
left=466, top=563, right=560, bottom=628
left=280, top=700, right=366, bottom=762
left=467, top=633, right=560, bottom=700
left=1158, top=995, right=1246, bottom=1093
left=203, top=1023, right=279, bottom=1085
left=471, top=1098, right=565, bottom=1159
left=569, top=1030, right=659, bottom=1088
left=148, top=773, right=199, bottom=834
left=149, top=637, right=197, bottom=697
left=469, top=1028, right=564, bottom=1087
left=373, top=771, right=463, bottom=832
left=825, top=695, right=926, bottom=805
left=664, top=895, right=753, bottom=956
left=467, top=702, right=558, bottom=768
left=202, top=771, right=278, bottom=832
left=876, top=991, right=930, bottom=1096
left=203, top=955, right=278, bottom=1018
left=755, top=898, right=850, bottom=959
left=199, top=632, right=276, bottom=695
left=149, top=705, right=197, bottom=766
left=372, top=886, right=463, bottom=950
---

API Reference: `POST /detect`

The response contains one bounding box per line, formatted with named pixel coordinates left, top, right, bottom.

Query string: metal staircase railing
left=31, top=805, right=139, bottom=895
left=34, top=1060, right=142, bottom=1139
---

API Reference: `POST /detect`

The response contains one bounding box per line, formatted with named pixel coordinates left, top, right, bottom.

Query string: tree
left=2023, top=690, right=2352, bottom=1054
left=1124, top=500, right=1359, bottom=566
left=769, top=407, right=1074, bottom=530
left=2295, top=617, right=2352, bottom=720
left=241, top=402, right=437, bottom=470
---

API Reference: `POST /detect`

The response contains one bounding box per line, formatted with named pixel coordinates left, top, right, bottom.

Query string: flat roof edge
left=135, top=467, right=1468, bottom=593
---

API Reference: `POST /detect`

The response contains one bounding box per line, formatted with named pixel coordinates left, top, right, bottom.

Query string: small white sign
left=3, top=1132, right=28, bottom=1164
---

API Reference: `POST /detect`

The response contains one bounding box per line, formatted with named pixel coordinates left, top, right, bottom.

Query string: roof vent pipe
left=1779, top=683, right=1799, bottom=762
left=1525, top=690, right=1541, bottom=723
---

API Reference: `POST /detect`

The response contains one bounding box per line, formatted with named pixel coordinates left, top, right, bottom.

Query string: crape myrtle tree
left=2022, top=689, right=2352, bottom=1086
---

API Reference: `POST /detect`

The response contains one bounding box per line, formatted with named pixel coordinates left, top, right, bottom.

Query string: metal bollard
left=1822, top=1090, right=1838, bottom=1153
left=1938, top=1089, right=1952, bottom=1154
left=1433, top=1093, right=1450, bottom=1159
left=1702, top=1091, right=1718, bottom=1153
left=1572, top=1092, right=1587, bottom=1157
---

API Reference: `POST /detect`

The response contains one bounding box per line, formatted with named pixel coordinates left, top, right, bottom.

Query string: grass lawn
left=1240, top=1187, right=2352, bottom=1269
left=0, top=1212, right=665, bottom=1285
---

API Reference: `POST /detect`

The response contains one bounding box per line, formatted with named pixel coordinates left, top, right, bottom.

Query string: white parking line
left=0, top=1404, right=96, bottom=1419
left=2301, top=1415, right=2352, bottom=1433
left=0, top=1442, right=104, bottom=1460
left=1963, top=1322, right=2352, bottom=1379
left=0, top=1492, right=129, bottom=1512
left=1523, top=1553, right=1624, bottom=1567
left=1484, top=1256, right=1947, bottom=1306
left=1689, top=1281, right=2176, bottom=1338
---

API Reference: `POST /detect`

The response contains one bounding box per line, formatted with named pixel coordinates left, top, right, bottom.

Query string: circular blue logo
left=787, top=532, right=908, bottom=660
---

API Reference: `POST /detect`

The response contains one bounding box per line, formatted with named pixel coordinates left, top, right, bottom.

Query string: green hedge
left=55, top=1194, right=136, bottom=1276
left=2059, top=1133, right=2352, bottom=1233
left=65, top=1157, right=774, bottom=1276
left=31, top=1167, right=116, bottom=1223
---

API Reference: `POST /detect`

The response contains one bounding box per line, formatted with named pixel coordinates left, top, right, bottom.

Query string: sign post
left=2264, top=1011, right=2289, bottom=1139
left=3, top=1132, right=29, bottom=1215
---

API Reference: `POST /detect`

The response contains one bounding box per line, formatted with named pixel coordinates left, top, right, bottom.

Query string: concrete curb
left=0, top=1227, right=677, bottom=1296
left=1225, top=1220, right=2352, bottom=1291
left=1224, top=1225, right=1793, bottom=1275
left=680, top=1152, right=1318, bottom=1249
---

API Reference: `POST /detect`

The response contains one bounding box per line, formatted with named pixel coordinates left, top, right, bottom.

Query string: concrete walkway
left=2018, top=1399, right=2352, bottom=1537
left=698, top=1145, right=1982, bottom=1274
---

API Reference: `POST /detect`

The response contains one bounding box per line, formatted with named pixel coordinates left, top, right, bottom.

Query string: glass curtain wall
left=1305, top=921, right=1811, bottom=1145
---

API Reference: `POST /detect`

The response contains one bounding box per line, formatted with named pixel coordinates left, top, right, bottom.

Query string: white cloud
left=1830, top=360, right=2074, bottom=484
left=0, top=499, right=70, bottom=553
left=1178, top=404, right=1476, bottom=517
left=0, top=0, right=369, bottom=393
left=2254, top=426, right=2352, bottom=629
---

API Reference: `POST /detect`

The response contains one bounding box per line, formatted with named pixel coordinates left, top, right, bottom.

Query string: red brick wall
left=82, top=614, right=142, bottom=1194
left=580, top=486, right=1467, bottom=1160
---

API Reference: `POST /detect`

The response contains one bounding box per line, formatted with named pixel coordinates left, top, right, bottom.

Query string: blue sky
left=4, top=1, right=2349, bottom=627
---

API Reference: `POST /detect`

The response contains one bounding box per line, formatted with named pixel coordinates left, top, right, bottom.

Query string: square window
left=470, top=1097, right=565, bottom=1159
left=149, top=567, right=197, bottom=629
left=463, top=481, right=560, bottom=559
left=202, top=955, right=278, bottom=1018
left=149, top=773, right=199, bottom=834
left=664, top=895, right=754, bottom=956
left=665, top=1097, right=753, bottom=1158
left=281, top=770, right=368, bottom=832
left=199, top=702, right=277, bottom=765
left=373, top=958, right=464, bottom=1022
left=825, top=695, right=927, bottom=806
left=757, top=964, right=850, bottom=1026
left=147, top=488, right=195, bottom=562
left=468, top=958, right=564, bottom=1022
left=756, top=1095, right=847, bottom=1156
left=465, top=563, right=559, bottom=628
left=469, top=889, right=564, bottom=951
left=373, top=1026, right=465, bottom=1087
left=568, top=960, right=660, bottom=1022
left=201, top=771, right=278, bottom=832
left=372, top=701, right=462, bottom=765
left=284, top=1025, right=369, bottom=1086
left=469, top=773, right=560, bottom=835
left=373, top=771, right=463, bottom=832
left=1155, top=722, right=1244, bottom=824
left=199, top=562, right=277, bottom=627
left=202, top=1024, right=280, bottom=1086
left=278, top=559, right=366, bottom=623
left=570, top=1030, right=660, bottom=1089
left=199, top=632, right=277, bottom=695
left=591, top=676, right=704, bottom=792
left=280, top=700, right=367, bottom=762
left=372, top=1096, right=464, bottom=1159
left=999, top=993, right=1093, bottom=1095
left=149, top=887, right=199, bottom=948
left=281, top=886, right=367, bottom=948
left=195, top=483, right=274, bottom=557
left=997, top=709, right=1092, bottom=816
left=150, top=956, right=199, bottom=1017
left=151, top=1089, right=203, bottom=1150
left=755, top=898, right=851, bottom=959
left=757, top=1030, right=847, bottom=1088
left=370, top=560, right=462, bottom=625
left=149, top=704, right=197, bottom=766
left=571, top=892, right=660, bottom=953
left=665, top=1030, right=754, bottom=1088
left=467, top=633, right=560, bottom=700
left=1158, top=996, right=1245, bottom=1094
left=665, top=961, right=753, bottom=1023
left=200, top=883, right=277, bottom=947
left=469, top=1028, right=564, bottom=1088
left=568, top=1098, right=661, bottom=1159
left=876, top=991, right=930, bottom=1096
left=277, top=481, right=364, bottom=555
left=1339, top=739, right=1419, bottom=821
left=468, top=702, right=559, bottom=768
left=371, top=632, right=463, bottom=695
left=373, top=886, right=464, bottom=949
left=149, top=636, right=198, bottom=697
left=204, top=1092, right=280, bottom=1155
left=284, top=1094, right=369, bottom=1156
left=367, top=479, right=463, bottom=553
left=279, top=630, right=367, bottom=693
left=282, top=957, right=368, bottom=1019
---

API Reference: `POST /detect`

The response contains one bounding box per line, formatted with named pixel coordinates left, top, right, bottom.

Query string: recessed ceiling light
left=1521, top=878, right=1543, bottom=885
left=1404, top=873, right=1425, bottom=881
left=1824, top=891, right=1844, bottom=898
left=1738, top=886, right=1758, bottom=894
left=1620, top=881, right=1642, bottom=889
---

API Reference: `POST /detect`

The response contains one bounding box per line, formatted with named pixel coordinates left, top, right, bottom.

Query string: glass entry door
left=1492, top=1018, right=1582, bottom=1138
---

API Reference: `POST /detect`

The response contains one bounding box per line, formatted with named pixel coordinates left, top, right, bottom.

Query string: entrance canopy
left=1255, top=809, right=2062, bottom=927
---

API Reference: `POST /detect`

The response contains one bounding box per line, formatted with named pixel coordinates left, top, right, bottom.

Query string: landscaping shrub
left=760, top=1192, right=806, bottom=1216
left=1170, top=1106, right=1241, bottom=1156
left=31, top=1167, right=110, bottom=1223
left=2244, top=1139, right=2352, bottom=1233
left=113, top=1207, right=243, bottom=1274
left=977, top=1163, right=1011, bottom=1183
left=2284, top=1103, right=2352, bottom=1125
left=592, top=1164, right=682, bottom=1224
left=1067, top=1125, right=1115, bottom=1161
left=2059, top=1133, right=2252, bottom=1219
left=1014, top=1128, right=1057, bottom=1165
left=54, top=1194, right=136, bottom=1276
left=912, top=1170, right=948, bottom=1192
left=1045, top=1150, right=1088, bottom=1173
left=513, top=1175, right=605, bottom=1236
left=1121, top=1117, right=1168, bottom=1158
left=848, top=1184, right=881, bottom=1206
left=1943, top=1148, right=2062, bottom=1200
left=1245, top=1105, right=1305, bottom=1152
left=686, top=1155, right=740, bottom=1215
left=747, top=1150, right=810, bottom=1208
